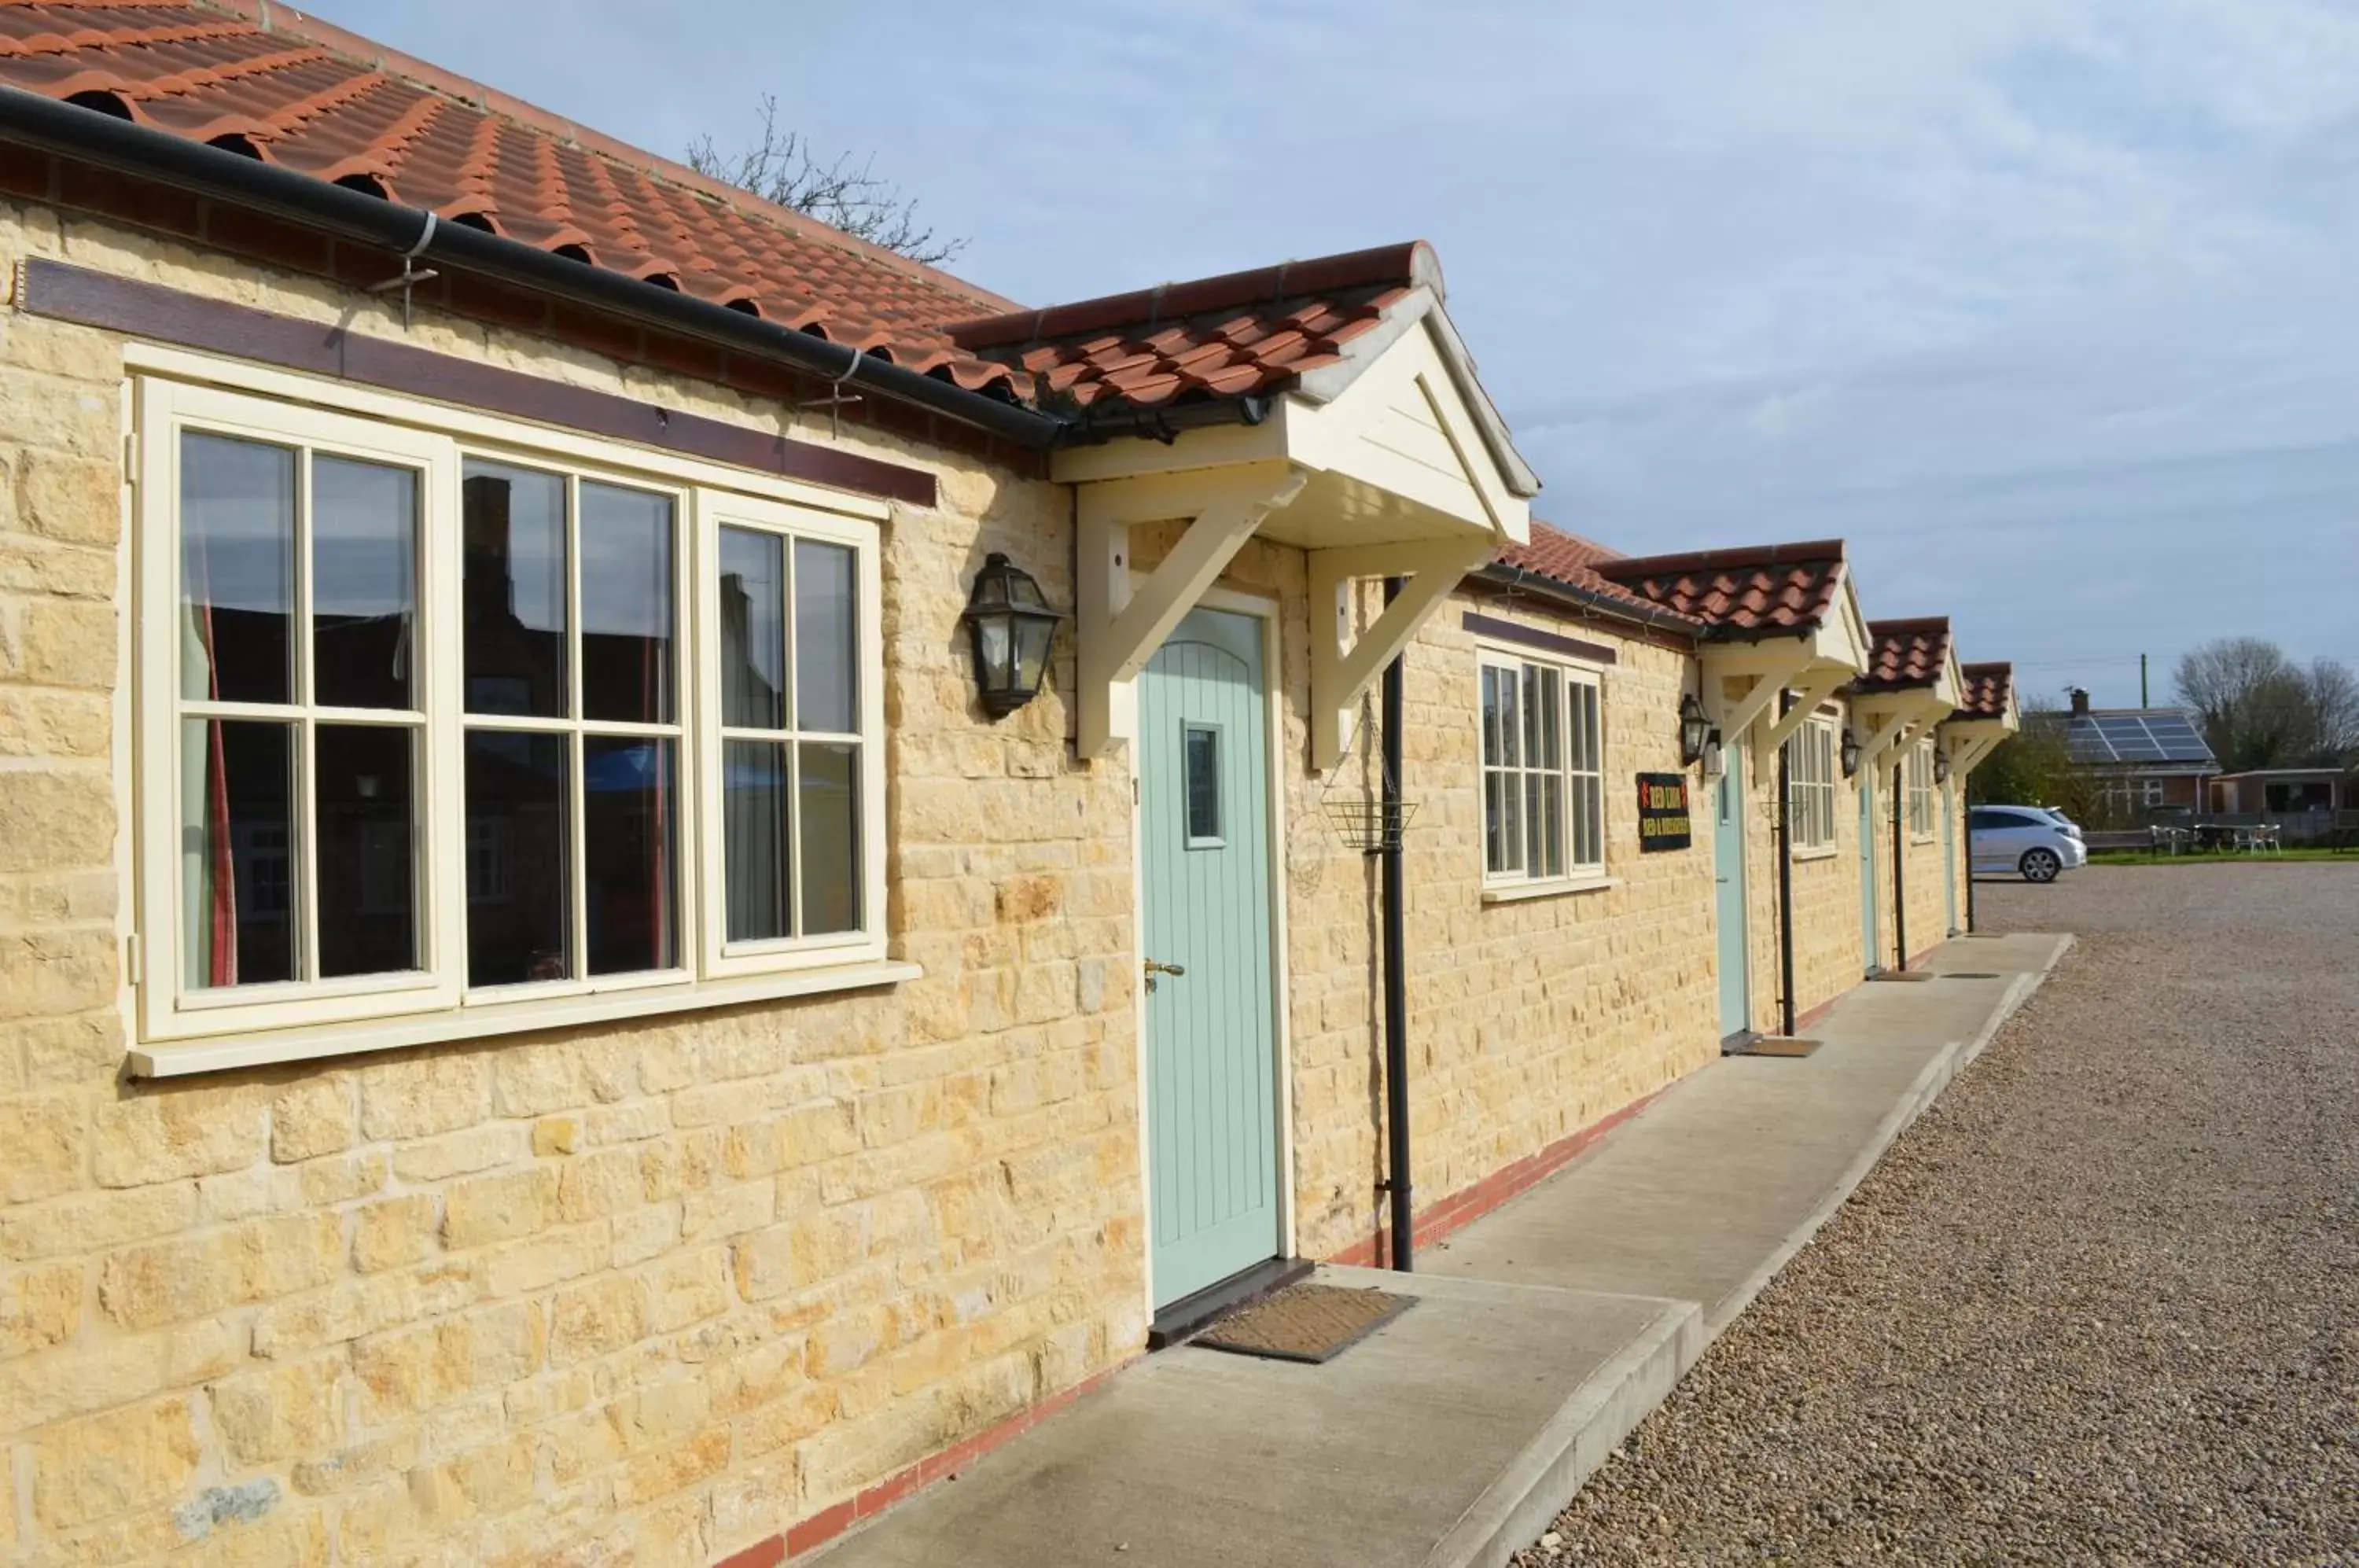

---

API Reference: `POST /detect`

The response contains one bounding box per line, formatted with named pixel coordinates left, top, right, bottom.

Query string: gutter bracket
left=363, top=209, right=440, bottom=329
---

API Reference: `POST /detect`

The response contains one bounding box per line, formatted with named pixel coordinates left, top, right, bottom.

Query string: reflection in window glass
left=315, top=724, right=417, bottom=977
left=181, top=434, right=295, bottom=705
left=313, top=456, right=418, bottom=710
left=719, top=528, right=786, bottom=730
left=580, top=482, right=674, bottom=723
left=583, top=736, right=677, bottom=974
left=798, top=742, right=860, bottom=935
left=723, top=740, right=790, bottom=942
left=1184, top=726, right=1221, bottom=844
left=462, top=463, right=567, bottom=717
left=464, top=731, right=570, bottom=985
left=794, top=539, right=856, bottom=734
left=182, top=718, right=298, bottom=988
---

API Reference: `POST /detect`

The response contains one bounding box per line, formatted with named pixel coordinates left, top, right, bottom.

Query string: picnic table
left=2188, top=822, right=2282, bottom=855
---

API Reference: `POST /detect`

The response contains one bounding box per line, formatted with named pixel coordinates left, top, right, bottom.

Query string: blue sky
left=315, top=1, right=2359, bottom=707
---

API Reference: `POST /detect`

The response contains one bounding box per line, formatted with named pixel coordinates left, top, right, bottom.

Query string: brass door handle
left=1143, top=958, right=1185, bottom=993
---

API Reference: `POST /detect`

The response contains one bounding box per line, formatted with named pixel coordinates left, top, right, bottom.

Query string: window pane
left=465, top=731, right=571, bottom=985
left=798, top=742, right=861, bottom=936
left=1496, top=669, right=1521, bottom=767
left=312, top=457, right=418, bottom=710
left=1184, top=727, right=1221, bottom=842
left=181, top=719, right=297, bottom=988
left=1536, top=668, right=1565, bottom=770
left=1500, top=763, right=1524, bottom=871
left=462, top=463, right=567, bottom=717
left=181, top=434, right=295, bottom=705
left=1540, top=774, right=1566, bottom=877
left=581, top=483, right=675, bottom=724
left=583, top=736, right=678, bottom=974
left=1484, top=771, right=1507, bottom=874
left=723, top=739, right=790, bottom=943
left=794, top=539, right=857, bottom=734
left=315, top=724, right=417, bottom=977
left=1481, top=669, right=1505, bottom=766
left=719, top=528, right=787, bottom=731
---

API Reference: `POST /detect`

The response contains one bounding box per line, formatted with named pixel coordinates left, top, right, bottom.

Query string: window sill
left=129, top=958, right=923, bottom=1079
left=1482, top=874, right=1621, bottom=904
left=1792, top=845, right=1840, bottom=863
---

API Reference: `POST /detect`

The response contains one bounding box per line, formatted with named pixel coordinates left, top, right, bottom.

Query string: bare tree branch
left=2173, top=637, right=2358, bottom=769
left=686, top=95, right=967, bottom=267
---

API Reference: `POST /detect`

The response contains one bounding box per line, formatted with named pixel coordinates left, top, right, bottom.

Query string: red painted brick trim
left=1326, top=1079, right=1680, bottom=1269
left=709, top=1359, right=1136, bottom=1566
left=1794, top=992, right=1842, bottom=1033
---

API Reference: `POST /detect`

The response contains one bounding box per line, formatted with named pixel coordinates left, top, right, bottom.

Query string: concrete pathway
left=809, top=933, right=2072, bottom=1568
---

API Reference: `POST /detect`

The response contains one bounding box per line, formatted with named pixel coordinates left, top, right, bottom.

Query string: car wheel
left=2020, top=847, right=2061, bottom=883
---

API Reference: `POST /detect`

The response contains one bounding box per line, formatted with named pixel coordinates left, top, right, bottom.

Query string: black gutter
left=1775, top=690, right=1798, bottom=1039
left=1379, top=576, right=1414, bottom=1272
left=0, top=86, right=1065, bottom=451
left=1891, top=759, right=1908, bottom=970
left=1472, top=563, right=1706, bottom=641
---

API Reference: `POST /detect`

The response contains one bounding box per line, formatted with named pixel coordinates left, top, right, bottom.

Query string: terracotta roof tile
left=1491, top=522, right=1702, bottom=627
left=1956, top=661, right=2015, bottom=720
left=944, top=245, right=1434, bottom=410
left=0, top=0, right=1029, bottom=395
left=1857, top=617, right=1953, bottom=692
left=1588, top=541, right=1849, bottom=639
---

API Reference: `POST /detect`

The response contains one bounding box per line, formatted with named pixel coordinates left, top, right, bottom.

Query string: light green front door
left=1139, top=608, right=1281, bottom=1307
left=1713, top=767, right=1750, bottom=1040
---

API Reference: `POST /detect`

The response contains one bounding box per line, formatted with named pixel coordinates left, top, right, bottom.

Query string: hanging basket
left=1319, top=698, right=1420, bottom=853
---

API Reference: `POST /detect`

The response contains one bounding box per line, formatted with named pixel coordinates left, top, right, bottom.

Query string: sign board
left=1636, top=771, right=1692, bottom=852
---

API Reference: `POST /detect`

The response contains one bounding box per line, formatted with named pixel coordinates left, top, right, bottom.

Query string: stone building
left=0, top=8, right=2014, bottom=1566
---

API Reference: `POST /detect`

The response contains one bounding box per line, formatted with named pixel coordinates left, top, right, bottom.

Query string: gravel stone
left=1516, top=864, right=2359, bottom=1566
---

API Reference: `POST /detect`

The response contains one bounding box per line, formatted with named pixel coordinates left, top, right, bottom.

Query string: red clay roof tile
left=1491, top=522, right=1702, bottom=628
left=1956, top=662, right=2015, bottom=720
left=1588, top=541, right=1849, bottom=639
left=1857, top=617, right=1953, bottom=692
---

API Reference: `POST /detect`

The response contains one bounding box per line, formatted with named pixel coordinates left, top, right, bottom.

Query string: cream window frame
left=1786, top=714, right=1838, bottom=854
left=1906, top=740, right=1937, bottom=841
left=131, top=369, right=900, bottom=1071
left=1476, top=646, right=1606, bottom=891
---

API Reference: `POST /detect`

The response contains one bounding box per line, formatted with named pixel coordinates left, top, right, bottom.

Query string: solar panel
left=2060, top=710, right=2218, bottom=768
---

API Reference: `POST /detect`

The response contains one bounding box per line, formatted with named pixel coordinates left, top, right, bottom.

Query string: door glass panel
left=312, top=456, right=418, bottom=710
left=580, top=483, right=675, bottom=723
left=798, top=742, right=861, bottom=936
left=1184, top=725, right=1222, bottom=845
left=723, top=739, right=791, bottom=942
left=583, top=736, right=677, bottom=974
left=718, top=527, right=787, bottom=730
left=315, top=723, right=418, bottom=977
left=181, top=433, right=295, bottom=705
left=464, top=731, right=571, bottom=985
left=794, top=539, right=857, bottom=734
left=182, top=718, right=297, bottom=988
left=462, top=462, right=567, bottom=717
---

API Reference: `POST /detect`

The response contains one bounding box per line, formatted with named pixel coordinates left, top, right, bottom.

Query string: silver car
left=1969, top=805, right=2088, bottom=884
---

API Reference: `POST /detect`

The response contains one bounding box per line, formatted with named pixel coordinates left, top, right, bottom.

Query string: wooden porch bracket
left=1075, top=462, right=1309, bottom=759
left=1308, top=535, right=1497, bottom=770
left=1757, top=667, right=1852, bottom=756
left=1702, top=641, right=1816, bottom=753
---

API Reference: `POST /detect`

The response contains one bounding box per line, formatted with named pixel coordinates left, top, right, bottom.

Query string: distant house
left=2210, top=768, right=2355, bottom=816
left=2053, top=687, right=2218, bottom=815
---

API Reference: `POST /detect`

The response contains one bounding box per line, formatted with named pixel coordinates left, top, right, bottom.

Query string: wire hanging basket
left=1319, top=698, right=1419, bottom=853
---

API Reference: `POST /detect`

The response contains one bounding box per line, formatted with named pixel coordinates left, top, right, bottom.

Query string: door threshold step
left=1146, top=1256, right=1315, bottom=1349
left=1869, top=970, right=1938, bottom=982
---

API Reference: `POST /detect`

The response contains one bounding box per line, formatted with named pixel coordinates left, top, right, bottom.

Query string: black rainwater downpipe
left=1964, top=800, right=1978, bottom=933
left=1891, top=760, right=1909, bottom=970
left=1380, top=576, right=1413, bottom=1272
left=1774, top=690, right=1798, bottom=1040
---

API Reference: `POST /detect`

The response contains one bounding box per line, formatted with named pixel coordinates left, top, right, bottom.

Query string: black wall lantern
left=960, top=554, right=1064, bottom=718
left=1840, top=727, right=1863, bottom=778
left=1934, top=746, right=1952, bottom=785
left=1679, top=692, right=1711, bottom=767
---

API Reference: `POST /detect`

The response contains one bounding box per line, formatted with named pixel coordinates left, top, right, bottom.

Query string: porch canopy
left=948, top=242, right=1536, bottom=767
left=1589, top=541, right=1871, bottom=758
left=1851, top=617, right=1968, bottom=771
left=1941, top=661, right=2022, bottom=778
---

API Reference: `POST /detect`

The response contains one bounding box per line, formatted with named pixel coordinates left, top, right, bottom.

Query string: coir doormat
left=1194, top=1283, right=1414, bottom=1364
left=1729, top=1036, right=1821, bottom=1057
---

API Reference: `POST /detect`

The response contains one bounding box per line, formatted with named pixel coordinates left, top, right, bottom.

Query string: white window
left=1479, top=650, right=1604, bottom=886
left=133, top=377, right=890, bottom=1062
left=1906, top=741, right=1936, bottom=839
left=1785, top=716, right=1838, bottom=852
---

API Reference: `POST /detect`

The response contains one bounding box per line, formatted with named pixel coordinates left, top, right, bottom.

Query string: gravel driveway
left=1518, top=863, right=2359, bottom=1566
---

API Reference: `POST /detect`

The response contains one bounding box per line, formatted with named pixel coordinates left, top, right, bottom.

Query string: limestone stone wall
left=0, top=202, right=1143, bottom=1567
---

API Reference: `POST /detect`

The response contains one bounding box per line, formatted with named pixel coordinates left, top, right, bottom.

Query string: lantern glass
left=1679, top=693, right=1710, bottom=766
left=1840, top=729, right=1862, bottom=778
